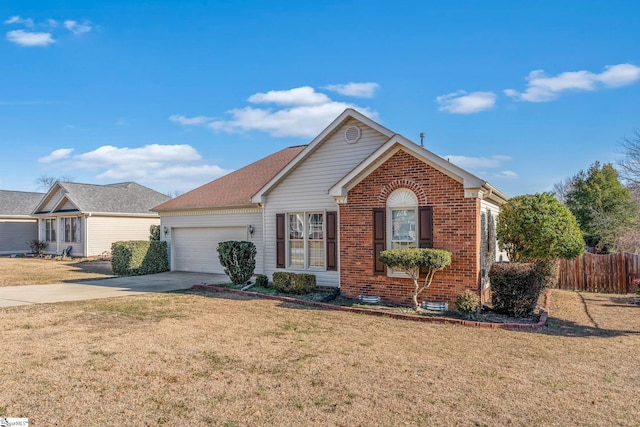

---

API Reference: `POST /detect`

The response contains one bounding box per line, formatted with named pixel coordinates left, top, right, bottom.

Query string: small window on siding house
left=288, top=213, right=304, bottom=267
left=45, top=218, right=56, bottom=242
left=285, top=212, right=327, bottom=269
left=62, top=217, right=81, bottom=243
left=308, top=213, right=324, bottom=267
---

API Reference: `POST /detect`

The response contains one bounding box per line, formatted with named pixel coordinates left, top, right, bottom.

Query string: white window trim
left=386, top=189, right=418, bottom=278
left=286, top=210, right=327, bottom=271
left=44, top=218, right=57, bottom=242
left=61, top=216, right=81, bottom=243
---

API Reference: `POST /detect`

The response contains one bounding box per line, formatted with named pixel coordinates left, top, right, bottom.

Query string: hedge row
left=111, top=240, right=169, bottom=276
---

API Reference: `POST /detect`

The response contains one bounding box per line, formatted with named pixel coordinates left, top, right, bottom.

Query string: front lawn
left=0, top=289, right=638, bottom=425
left=0, top=257, right=114, bottom=286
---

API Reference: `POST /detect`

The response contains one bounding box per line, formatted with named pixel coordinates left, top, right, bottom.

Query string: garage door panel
left=172, top=227, right=246, bottom=273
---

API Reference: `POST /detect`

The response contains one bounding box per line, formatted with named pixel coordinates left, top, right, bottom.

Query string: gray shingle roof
left=0, top=190, right=45, bottom=216
left=36, top=182, right=170, bottom=214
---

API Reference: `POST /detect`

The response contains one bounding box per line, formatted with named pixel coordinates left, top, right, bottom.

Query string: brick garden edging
left=192, top=284, right=552, bottom=329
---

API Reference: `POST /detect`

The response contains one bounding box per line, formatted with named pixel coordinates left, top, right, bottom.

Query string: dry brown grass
left=0, top=289, right=638, bottom=426
left=0, top=257, right=114, bottom=286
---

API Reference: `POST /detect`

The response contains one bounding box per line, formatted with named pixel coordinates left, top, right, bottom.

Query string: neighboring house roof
left=153, top=145, right=306, bottom=211
left=0, top=190, right=44, bottom=217
left=33, top=182, right=170, bottom=215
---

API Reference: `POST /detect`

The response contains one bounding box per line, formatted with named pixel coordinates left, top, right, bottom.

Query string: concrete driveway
left=0, top=271, right=230, bottom=308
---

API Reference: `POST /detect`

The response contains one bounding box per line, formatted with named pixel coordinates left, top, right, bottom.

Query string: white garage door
left=172, top=227, right=247, bottom=273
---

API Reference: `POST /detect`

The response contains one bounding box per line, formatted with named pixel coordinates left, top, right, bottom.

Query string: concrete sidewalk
left=0, top=271, right=230, bottom=307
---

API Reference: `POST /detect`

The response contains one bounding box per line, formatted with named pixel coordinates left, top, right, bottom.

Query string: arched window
left=386, top=189, right=418, bottom=250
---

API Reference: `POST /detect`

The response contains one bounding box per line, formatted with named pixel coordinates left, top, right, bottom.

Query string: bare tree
left=618, top=130, right=640, bottom=185
left=166, top=189, right=184, bottom=198
left=553, top=176, right=576, bottom=203
left=35, top=175, right=75, bottom=191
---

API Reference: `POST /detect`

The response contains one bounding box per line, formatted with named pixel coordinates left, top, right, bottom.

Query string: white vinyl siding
left=0, top=219, right=38, bottom=254
left=160, top=209, right=263, bottom=273
left=172, top=227, right=247, bottom=274
left=263, top=118, right=390, bottom=287
left=86, top=216, right=161, bottom=257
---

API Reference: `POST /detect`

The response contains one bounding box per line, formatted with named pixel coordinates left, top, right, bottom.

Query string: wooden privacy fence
left=557, top=252, right=640, bottom=294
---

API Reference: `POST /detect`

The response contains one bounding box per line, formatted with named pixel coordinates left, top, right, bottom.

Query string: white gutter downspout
left=85, top=213, right=91, bottom=257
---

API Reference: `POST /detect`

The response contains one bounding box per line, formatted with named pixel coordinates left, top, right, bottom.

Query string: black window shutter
left=418, top=207, right=433, bottom=248
left=276, top=213, right=285, bottom=268
left=326, top=211, right=337, bottom=271
left=373, top=208, right=386, bottom=274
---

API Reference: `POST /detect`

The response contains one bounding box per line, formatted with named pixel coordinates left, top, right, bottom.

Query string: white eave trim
left=329, top=134, right=508, bottom=203
left=50, top=194, right=81, bottom=213
left=0, top=215, right=38, bottom=220
left=250, top=108, right=394, bottom=204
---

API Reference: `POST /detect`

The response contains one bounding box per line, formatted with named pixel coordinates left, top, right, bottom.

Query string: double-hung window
left=387, top=189, right=418, bottom=275
left=287, top=212, right=325, bottom=269
left=62, top=217, right=81, bottom=243
left=44, top=218, right=56, bottom=242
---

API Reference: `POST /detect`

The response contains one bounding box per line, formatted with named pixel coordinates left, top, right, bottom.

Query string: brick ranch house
left=153, top=109, right=507, bottom=307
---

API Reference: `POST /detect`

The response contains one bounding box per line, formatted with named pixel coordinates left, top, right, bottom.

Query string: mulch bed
left=192, top=283, right=550, bottom=329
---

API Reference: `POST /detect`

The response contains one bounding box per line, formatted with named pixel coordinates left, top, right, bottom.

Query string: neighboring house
left=153, top=109, right=507, bottom=306
left=32, top=182, right=170, bottom=258
left=0, top=190, right=45, bottom=254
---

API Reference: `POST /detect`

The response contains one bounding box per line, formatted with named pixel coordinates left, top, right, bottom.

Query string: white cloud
left=209, top=103, right=377, bottom=138
left=169, top=114, right=213, bottom=125
left=505, top=63, right=640, bottom=102
left=324, top=82, right=380, bottom=98
left=38, top=148, right=74, bottom=163
left=445, top=154, right=511, bottom=169
left=42, top=144, right=230, bottom=190
left=494, top=170, right=519, bottom=179
left=4, top=16, right=34, bottom=27
left=173, top=84, right=379, bottom=138
left=6, top=29, right=54, bottom=47
left=63, top=20, right=92, bottom=35
left=248, top=86, right=331, bottom=106
left=436, top=91, right=497, bottom=114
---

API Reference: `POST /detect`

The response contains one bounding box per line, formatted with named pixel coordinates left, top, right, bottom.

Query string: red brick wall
left=339, top=150, right=481, bottom=307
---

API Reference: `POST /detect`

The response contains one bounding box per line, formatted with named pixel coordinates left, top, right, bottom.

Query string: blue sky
left=2, top=0, right=639, bottom=197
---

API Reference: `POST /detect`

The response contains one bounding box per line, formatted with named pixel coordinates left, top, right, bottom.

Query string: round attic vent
left=344, top=125, right=361, bottom=144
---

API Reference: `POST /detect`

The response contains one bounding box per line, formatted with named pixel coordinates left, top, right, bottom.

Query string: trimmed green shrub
left=111, top=240, right=168, bottom=276
left=217, top=241, right=256, bottom=285
left=489, top=262, right=545, bottom=318
left=255, top=274, right=269, bottom=287
left=378, top=247, right=452, bottom=310
left=455, top=290, right=480, bottom=319
left=272, top=272, right=316, bottom=294
left=496, top=193, right=584, bottom=263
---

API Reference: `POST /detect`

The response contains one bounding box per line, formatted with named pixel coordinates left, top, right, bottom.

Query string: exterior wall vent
left=344, top=125, right=361, bottom=144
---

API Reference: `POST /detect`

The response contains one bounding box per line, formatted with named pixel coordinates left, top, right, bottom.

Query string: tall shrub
left=496, top=193, right=584, bottom=263
left=217, top=241, right=256, bottom=285
left=489, top=262, right=545, bottom=318
left=111, top=240, right=168, bottom=276
left=378, top=248, right=452, bottom=310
